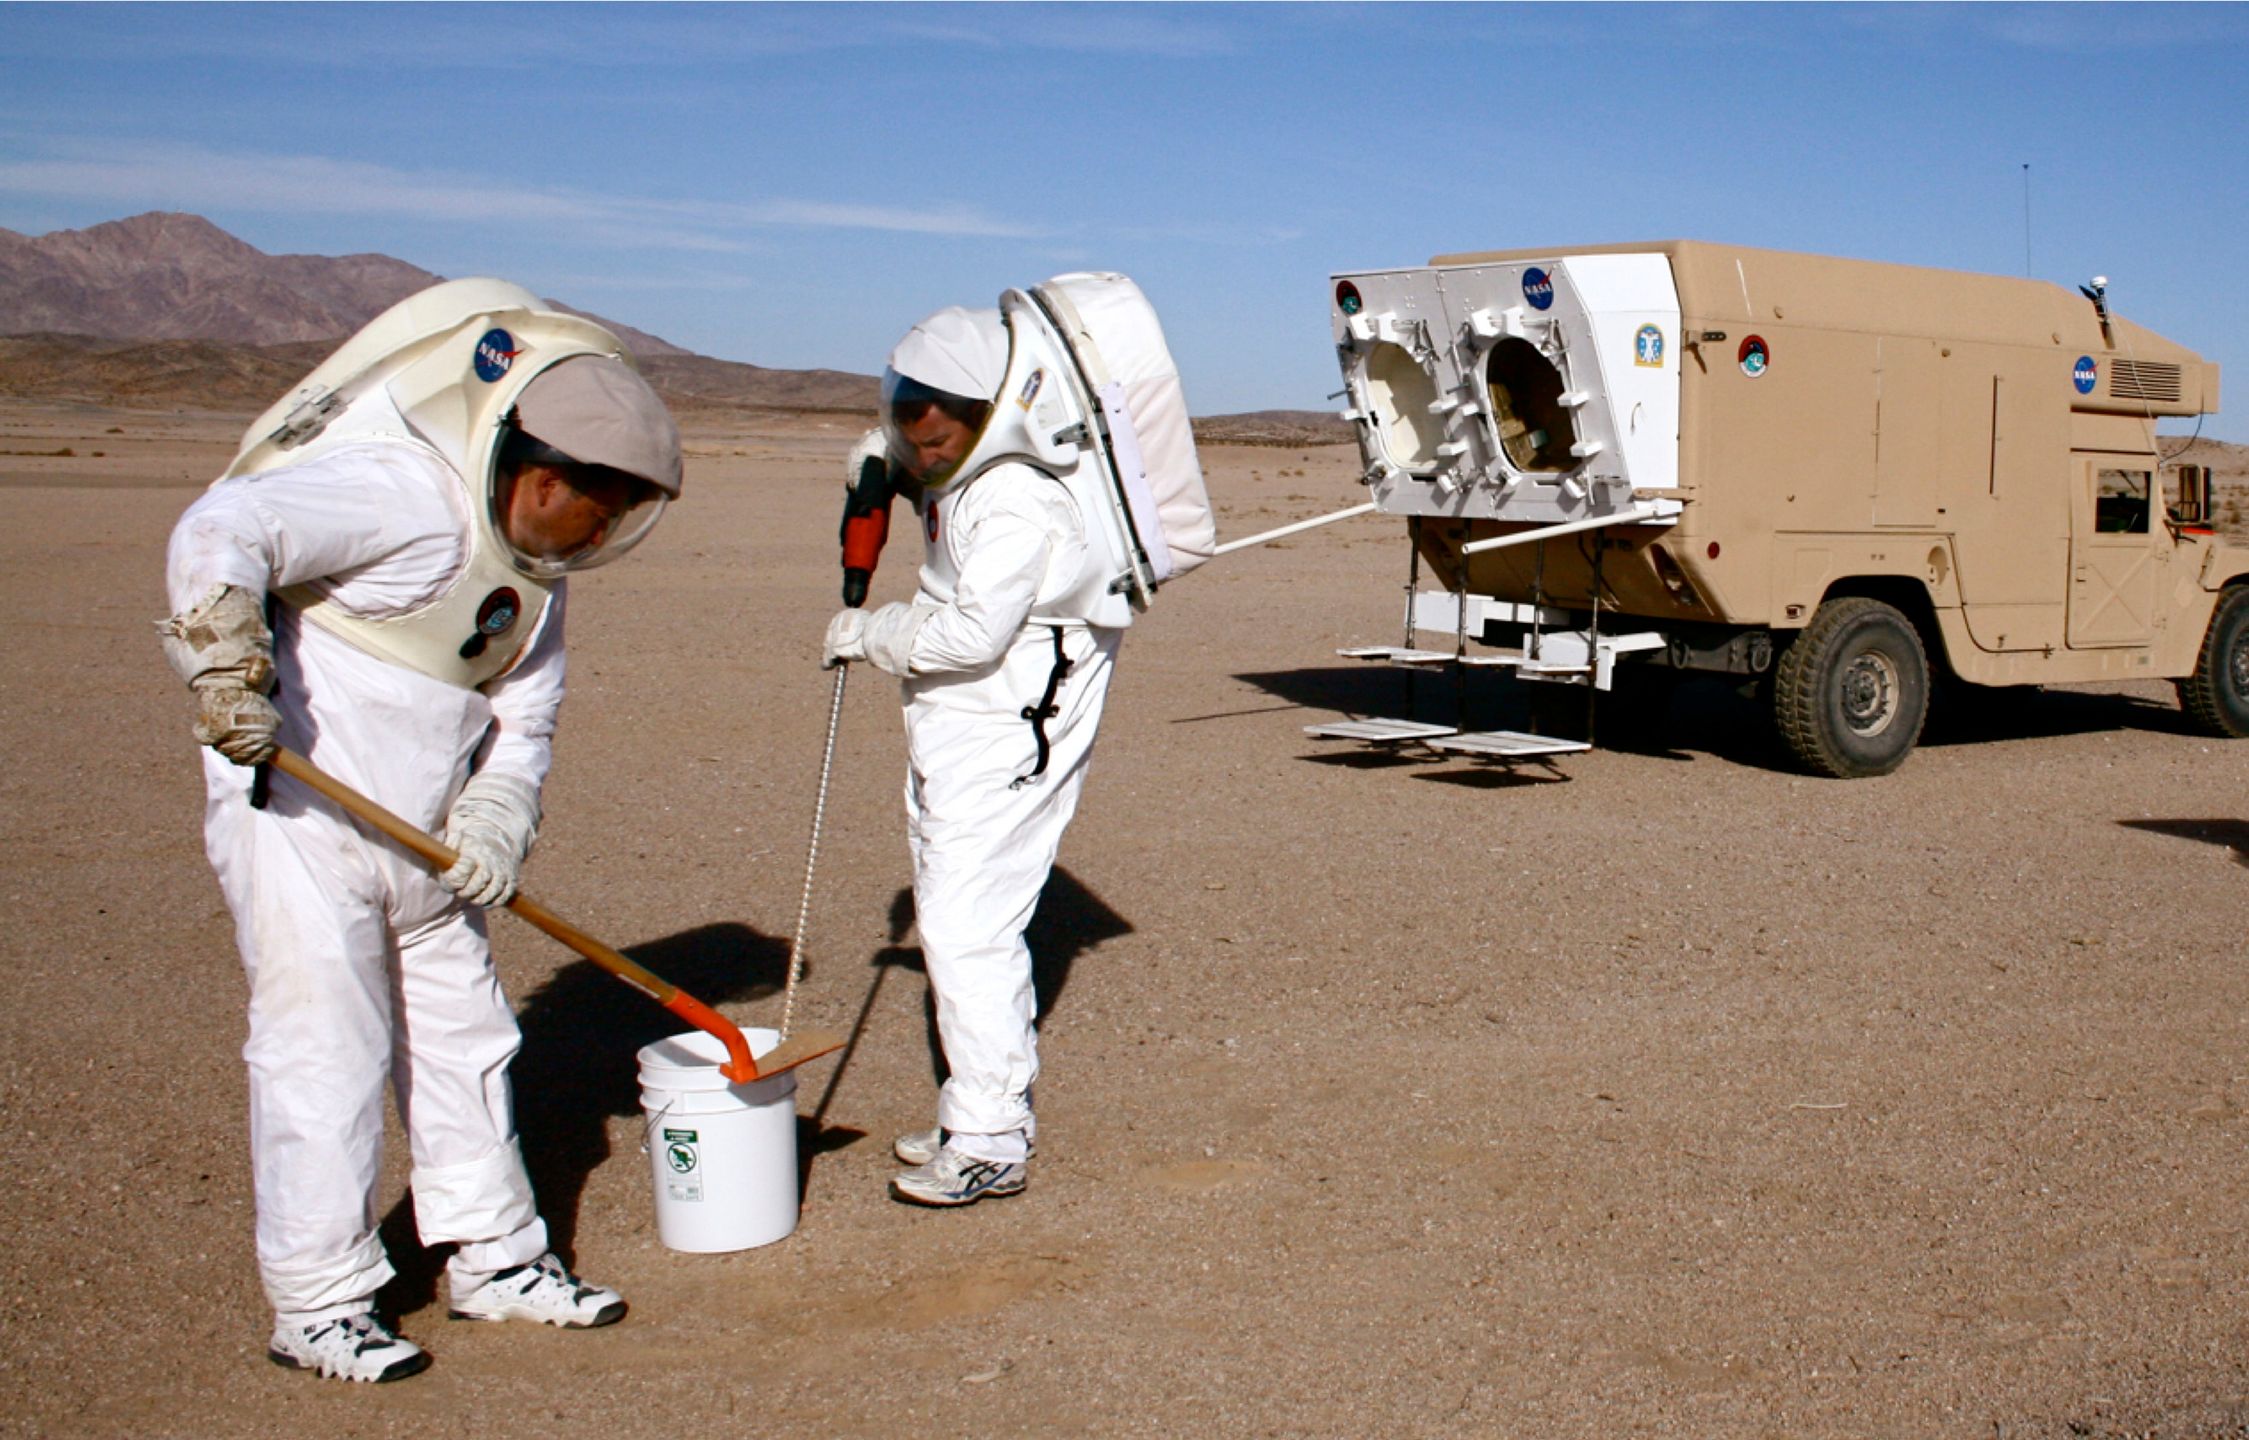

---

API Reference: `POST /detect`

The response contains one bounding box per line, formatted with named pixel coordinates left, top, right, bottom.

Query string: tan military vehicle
left=1313, top=241, right=2244, bottom=777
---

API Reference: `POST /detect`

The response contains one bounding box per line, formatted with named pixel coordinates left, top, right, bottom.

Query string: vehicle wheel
left=2176, top=586, right=2249, bottom=738
left=1771, top=597, right=1930, bottom=778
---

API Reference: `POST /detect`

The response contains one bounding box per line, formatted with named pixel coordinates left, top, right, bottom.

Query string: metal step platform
left=1302, top=718, right=1587, bottom=761
left=1301, top=717, right=1459, bottom=743
left=1341, top=630, right=1666, bottom=687
left=1424, top=730, right=1591, bottom=759
left=1337, top=646, right=1523, bottom=669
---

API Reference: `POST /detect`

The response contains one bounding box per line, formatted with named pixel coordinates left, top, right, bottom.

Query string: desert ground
left=1, top=397, right=2243, bottom=1439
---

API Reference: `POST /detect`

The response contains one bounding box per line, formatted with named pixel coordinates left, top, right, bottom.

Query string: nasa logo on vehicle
left=2073, top=355, right=2099, bottom=394
left=1336, top=280, right=1363, bottom=317
left=1738, top=335, right=1770, bottom=378
left=1521, top=268, right=1555, bottom=311
left=1634, top=324, right=1666, bottom=368
left=473, top=329, right=520, bottom=383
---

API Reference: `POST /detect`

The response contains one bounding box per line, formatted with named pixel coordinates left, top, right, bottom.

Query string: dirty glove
left=439, top=772, right=541, bottom=908
left=823, top=608, right=868, bottom=669
left=157, top=584, right=281, bottom=766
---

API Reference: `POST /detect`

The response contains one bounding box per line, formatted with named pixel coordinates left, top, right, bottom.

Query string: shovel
left=268, top=747, right=843, bottom=1083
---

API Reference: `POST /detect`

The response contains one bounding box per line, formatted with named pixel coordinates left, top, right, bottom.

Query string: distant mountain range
left=0, top=211, right=876, bottom=412
left=0, top=211, right=1345, bottom=439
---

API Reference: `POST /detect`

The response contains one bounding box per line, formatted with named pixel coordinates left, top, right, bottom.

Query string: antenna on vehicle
left=2078, top=275, right=2114, bottom=346
left=2021, top=163, right=2032, bottom=277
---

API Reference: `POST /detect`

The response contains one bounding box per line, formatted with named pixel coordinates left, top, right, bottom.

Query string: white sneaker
left=894, top=1126, right=1035, bottom=1166
left=891, top=1147, right=1027, bottom=1207
left=267, top=1312, right=431, bottom=1384
left=893, top=1126, right=945, bottom=1165
left=448, top=1253, right=626, bottom=1328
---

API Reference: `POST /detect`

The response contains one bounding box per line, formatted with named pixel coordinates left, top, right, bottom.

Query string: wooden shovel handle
left=266, top=747, right=766, bottom=1082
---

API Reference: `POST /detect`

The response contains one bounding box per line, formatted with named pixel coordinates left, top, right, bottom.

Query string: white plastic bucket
left=636, top=1028, right=799, bottom=1253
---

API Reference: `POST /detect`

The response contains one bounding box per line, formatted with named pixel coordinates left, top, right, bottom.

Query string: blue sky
left=2, top=3, right=2245, bottom=436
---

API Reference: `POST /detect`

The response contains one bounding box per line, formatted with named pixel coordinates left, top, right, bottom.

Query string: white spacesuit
left=160, top=281, right=681, bottom=1381
left=826, top=307, right=1127, bottom=1206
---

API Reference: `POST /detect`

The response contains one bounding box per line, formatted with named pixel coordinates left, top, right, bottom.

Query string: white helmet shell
left=888, top=306, right=1008, bottom=401
left=221, top=278, right=675, bottom=686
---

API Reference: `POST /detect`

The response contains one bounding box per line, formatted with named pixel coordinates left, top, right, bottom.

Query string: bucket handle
left=640, top=1096, right=677, bottom=1155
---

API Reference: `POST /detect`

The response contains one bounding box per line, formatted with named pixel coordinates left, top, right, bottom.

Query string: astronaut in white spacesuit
left=825, top=307, right=1122, bottom=1207
left=160, top=282, right=681, bottom=1382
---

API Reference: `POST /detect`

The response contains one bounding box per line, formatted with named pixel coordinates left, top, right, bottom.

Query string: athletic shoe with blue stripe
left=893, top=1126, right=1035, bottom=1166
left=890, top=1147, right=1027, bottom=1207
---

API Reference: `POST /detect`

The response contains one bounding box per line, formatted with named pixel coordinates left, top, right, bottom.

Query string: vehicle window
left=2095, top=468, right=2151, bottom=534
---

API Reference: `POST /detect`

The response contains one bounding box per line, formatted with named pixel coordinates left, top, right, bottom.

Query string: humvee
left=1315, top=241, right=2245, bottom=777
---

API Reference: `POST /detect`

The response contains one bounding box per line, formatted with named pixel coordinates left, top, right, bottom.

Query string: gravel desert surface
left=1, top=398, right=2244, bottom=1438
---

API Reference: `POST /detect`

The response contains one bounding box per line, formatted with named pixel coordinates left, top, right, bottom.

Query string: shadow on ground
left=799, top=866, right=1130, bottom=1201
left=377, top=919, right=787, bottom=1316
left=1240, top=663, right=2203, bottom=776
left=863, top=866, right=1133, bottom=1092
left=2118, top=817, right=2249, bottom=869
left=1925, top=681, right=2192, bottom=746
left=1237, top=664, right=1771, bottom=771
left=373, top=866, right=1138, bottom=1314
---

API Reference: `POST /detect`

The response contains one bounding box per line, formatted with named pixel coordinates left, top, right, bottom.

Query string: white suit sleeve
left=166, top=469, right=408, bottom=613
left=164, top=448, right=462, bottom=614
left=474, top=582, right=568, bottom=793
left=907, top=507, right=1053, bottom=674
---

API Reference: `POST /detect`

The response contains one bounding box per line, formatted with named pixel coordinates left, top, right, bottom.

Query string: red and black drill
left=838, top=448, right=895, bottom=607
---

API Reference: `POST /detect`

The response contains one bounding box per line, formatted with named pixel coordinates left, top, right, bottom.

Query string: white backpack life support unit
left=941, top=273, right=1217, bottom=625
left=219, top=278, right=635, bottom=688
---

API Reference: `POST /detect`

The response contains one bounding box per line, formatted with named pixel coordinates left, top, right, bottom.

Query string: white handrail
left=1458, top=503, right=1662, bottom=555
left=1211, top=501, right=1380, bottom=557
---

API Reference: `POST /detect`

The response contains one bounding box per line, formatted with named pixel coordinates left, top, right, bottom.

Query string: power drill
left=839, top=450, right=895, bottom=608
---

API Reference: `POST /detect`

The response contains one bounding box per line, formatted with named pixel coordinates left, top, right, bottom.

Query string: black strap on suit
left=1010, top=626, right=1075, bottom=791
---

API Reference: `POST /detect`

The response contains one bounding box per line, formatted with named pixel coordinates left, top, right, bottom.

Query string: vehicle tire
left=1771, top=597, right=1930, bottom=778
left=2176, top=586, right=2249, bottom=738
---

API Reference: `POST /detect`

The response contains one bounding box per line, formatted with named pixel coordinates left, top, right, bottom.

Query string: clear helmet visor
left=491, top=447, right=670, bottom=579
left=880, top=367, right=994, bottom=491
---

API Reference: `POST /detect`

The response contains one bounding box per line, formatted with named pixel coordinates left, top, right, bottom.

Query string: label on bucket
left=662, top=1127, right=702, bottom=1202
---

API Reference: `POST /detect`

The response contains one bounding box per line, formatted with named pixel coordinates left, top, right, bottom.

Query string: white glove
left=844, top=427, right=889, bottom=488
left=823, top=608, right=868, bottom=669
left=158, top=584, right=281, bottom=766
left=860, top=602, right=937, bottom=677
left=439, top=772, right=541, bottom=908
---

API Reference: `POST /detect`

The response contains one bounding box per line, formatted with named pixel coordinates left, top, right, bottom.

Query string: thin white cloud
left=1111, top=221, right=1307, bottom=248
left=0, top=4, right=1241, bottom=70
left=884, top=10, right=1237, bottom=58
left=1971, top=2, right=2249, bottom=54
left=0, top=139, right=1047, bottom=244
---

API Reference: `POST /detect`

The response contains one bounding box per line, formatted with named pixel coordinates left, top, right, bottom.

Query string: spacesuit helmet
left=495, top=355, right=683, bottom=577
left=880, top=306, right=1007, bottom=491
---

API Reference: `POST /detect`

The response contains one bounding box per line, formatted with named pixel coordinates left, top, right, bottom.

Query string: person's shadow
left=376, top=919, right=788, bottom=1316
left=2118, top=817, right=2249, bottom=869
left=376, top=869, right=1133, bottom=1316
left=803, top=865, right=1134, bottom=1142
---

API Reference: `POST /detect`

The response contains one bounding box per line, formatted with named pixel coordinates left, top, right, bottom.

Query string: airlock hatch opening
left=1363, top=340, right=1447, bottom=473
left=1485, top=337, right=1579, bottom=473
